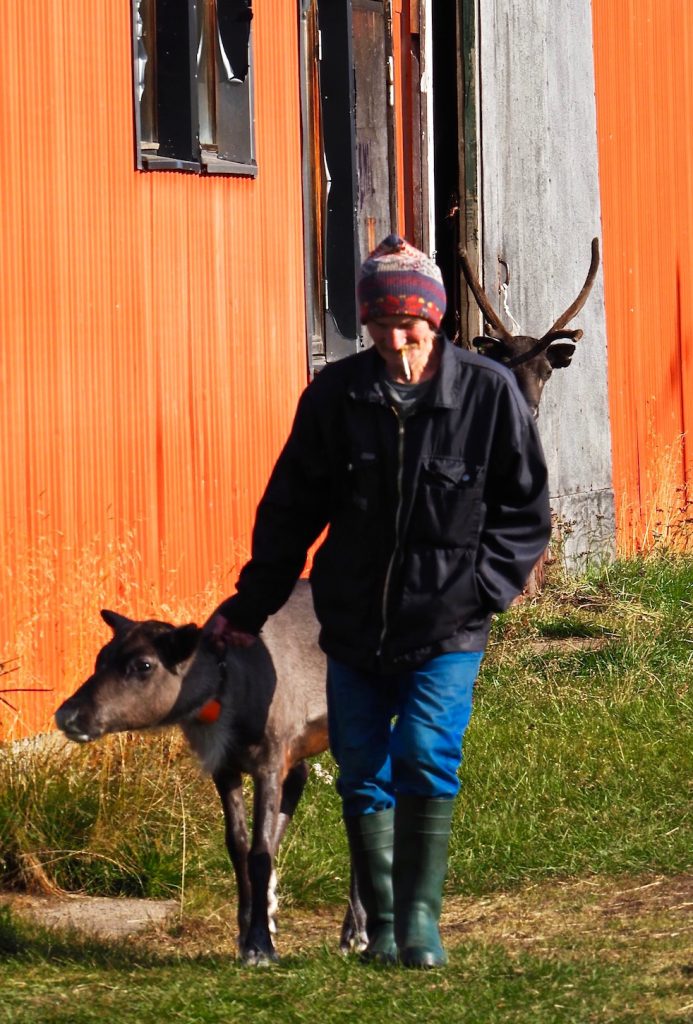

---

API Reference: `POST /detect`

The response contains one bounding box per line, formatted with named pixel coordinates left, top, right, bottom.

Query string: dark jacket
left=216, top=339, right=551, bottom=673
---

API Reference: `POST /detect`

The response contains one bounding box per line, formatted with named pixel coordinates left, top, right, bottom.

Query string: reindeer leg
left=270, top=762, right=368, bottom=956
left=274, top=760, right=309, bottom=847
left=213, top=768, right=252, bottom=950
left=340, top=865, right=369, bottom=954
left=263, top=761, right=310, bottom=936
left=244, top=769, right=283, bottom=964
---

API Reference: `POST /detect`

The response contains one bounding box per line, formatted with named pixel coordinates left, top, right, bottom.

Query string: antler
left=543, top=237, right=600, bottom=336
left=460, top=249, right=512, bottom=343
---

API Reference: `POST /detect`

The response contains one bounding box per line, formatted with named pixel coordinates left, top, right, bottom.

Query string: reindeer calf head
left=461, top=239, right=600, bottom=418
left=55, top=611, right=201, bottom=742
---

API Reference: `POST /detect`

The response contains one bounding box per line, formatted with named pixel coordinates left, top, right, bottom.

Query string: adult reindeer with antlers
left=460, top=238, right=600, bottom=418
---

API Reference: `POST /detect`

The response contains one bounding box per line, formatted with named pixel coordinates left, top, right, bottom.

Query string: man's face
left=366, top=316, right=437, bottom=383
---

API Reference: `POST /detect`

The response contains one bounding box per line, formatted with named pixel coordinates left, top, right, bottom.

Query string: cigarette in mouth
left=401, top=350, right=412, bottom=381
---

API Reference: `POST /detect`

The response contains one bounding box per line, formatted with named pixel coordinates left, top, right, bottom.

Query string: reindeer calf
left=55, top=582, right=365, bottom=963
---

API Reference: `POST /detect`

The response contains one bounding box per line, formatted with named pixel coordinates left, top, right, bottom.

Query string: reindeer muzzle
left=55, top=700, right=102, bottom=743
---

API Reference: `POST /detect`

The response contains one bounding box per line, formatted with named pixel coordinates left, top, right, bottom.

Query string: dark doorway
left=431, top=1, right=462, bottom=343
left=300, top=0, right=397, bottom=371
left=300, top=0, right=474, bottom=368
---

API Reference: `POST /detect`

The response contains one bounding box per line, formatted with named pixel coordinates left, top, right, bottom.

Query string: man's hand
left=204, top=613, right=257, bottom=650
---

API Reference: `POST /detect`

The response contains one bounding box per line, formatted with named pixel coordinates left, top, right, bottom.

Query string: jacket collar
left=347, top=336, right=462, bottom=409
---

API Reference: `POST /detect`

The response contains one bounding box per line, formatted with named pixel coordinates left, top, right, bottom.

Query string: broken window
left=131, top=0, right=256, bottom=176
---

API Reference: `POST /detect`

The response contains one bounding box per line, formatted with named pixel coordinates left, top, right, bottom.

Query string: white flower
left=311, top=761, right=334, bottom=785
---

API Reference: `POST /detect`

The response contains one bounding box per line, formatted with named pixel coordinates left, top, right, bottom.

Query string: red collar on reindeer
left=195, top=648, right=227, bottom=724
left=196, top=698, right=222, bottom=723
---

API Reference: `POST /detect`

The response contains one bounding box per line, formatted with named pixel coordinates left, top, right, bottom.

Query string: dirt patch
left=3, top=873, right=692, bottom=960
left=527, top=636, right=610, bottom=654
left=0, top=893, right=179, bottom=939
left=443, top=873, right=693, bottom=956
left=600, top=874, right=693, bottom=919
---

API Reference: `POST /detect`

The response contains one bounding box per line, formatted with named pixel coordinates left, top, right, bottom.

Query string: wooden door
left=300, top=0, right=399, bottom=369
left=352, top=0, right=397, bottom=262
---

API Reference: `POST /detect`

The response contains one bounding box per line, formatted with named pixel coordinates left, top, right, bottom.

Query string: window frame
left=130, top=0, right=258, bottom=178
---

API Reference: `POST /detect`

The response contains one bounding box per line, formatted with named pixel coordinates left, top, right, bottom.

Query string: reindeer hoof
left=339, top=906, right=368, bottom=955
left=241, top=928, right=279, bottom=966
left=243, top=947, right=279, bottom=967
left=339, top=925, right=368, bottom=956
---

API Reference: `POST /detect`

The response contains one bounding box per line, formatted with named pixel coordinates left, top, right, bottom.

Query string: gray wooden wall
left=477, top=0, right=614, bottom=566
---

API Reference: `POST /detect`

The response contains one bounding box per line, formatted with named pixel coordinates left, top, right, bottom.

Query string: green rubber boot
left=393, top=796, right=455, bottom=968
left=344, top=809, right=397, bottom=964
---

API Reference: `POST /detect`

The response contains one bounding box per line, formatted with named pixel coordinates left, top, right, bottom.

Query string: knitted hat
left=357, top=234, right=446, bottom=329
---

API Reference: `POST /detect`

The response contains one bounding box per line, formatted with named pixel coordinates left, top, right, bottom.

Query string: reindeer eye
left=129, top=658, right=154, bottom=678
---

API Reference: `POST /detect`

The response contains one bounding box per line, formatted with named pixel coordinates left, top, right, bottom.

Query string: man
left=207, top=235, right=551, bottom=968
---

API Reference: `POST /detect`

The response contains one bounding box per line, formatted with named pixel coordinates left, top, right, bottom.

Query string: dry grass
left=618, top=435, right=693, bottom=555
left=4, top=868, right=691, bottom=970
left=0, top=528, right=243, bottom=741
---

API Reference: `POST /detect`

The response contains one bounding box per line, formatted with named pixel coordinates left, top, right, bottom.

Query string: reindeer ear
left=101, top=610, right=136, bottom=635
left=473, top=336, right=508, bottom=362
left=156, top=624, right=201, bottom=668
left=546, top=342, right=576, bottom=369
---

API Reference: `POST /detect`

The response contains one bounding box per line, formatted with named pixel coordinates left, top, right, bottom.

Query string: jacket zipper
left=377, top=407, right=406, bottom=660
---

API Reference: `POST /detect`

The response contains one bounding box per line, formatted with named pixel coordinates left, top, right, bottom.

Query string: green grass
left=1, top=552, right=692, bottom=1021
left=287, top=552, right=693, bottom=901
left=0, top=733, right=215, bottom=898
left=0, top=898, right=691, bottom=1023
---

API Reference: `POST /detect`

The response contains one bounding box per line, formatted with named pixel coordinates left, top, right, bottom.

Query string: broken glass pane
left=197, top=0, right=216, bottom=145
left=216, top=0, right=252, bottom=83
left=134, top=0, right=157, bottom=147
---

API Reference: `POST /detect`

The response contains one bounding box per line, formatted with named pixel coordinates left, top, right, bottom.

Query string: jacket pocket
left=409, top=456, right=484, bottom=548
left=345, top=449, right=381, bottom=515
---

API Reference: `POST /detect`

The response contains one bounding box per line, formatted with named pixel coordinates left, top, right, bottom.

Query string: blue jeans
left=326, top=652, right=483, bottom=817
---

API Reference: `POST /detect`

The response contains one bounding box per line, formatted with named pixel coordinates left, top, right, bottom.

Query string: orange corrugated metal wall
left=0, top=2, right=308, bottom=737
left=592, top=0, right=693, bottom=550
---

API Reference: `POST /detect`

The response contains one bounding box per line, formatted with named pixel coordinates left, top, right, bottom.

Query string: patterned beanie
left=357, top=234, right=446, bottom=329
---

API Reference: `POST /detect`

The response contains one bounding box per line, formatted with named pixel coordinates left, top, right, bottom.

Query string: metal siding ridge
left=0, top=0, right=309, bottom=738
left=593, top=0, right=693, bottom=550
